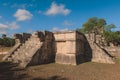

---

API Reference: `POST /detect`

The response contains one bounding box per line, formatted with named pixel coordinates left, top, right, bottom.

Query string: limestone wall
left=3, top=30, right=118, bottom=68
left=92, top=43, right=114, bottom=64
left=54, top=31, right=76, bottom=41
left=104, top=46, right=120, bottom=58
left=28, top=31, right=56, bottom=66
left=54, top=31, right=92, bottom=65
left=85, top=33, right=115, bottom=64
left=54, top=31, right=76, bottom=65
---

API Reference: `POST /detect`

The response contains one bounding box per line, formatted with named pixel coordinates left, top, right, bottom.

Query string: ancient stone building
left=54, top=31, right=92, bottom=65
left=3, top=30, right=115, bottom=68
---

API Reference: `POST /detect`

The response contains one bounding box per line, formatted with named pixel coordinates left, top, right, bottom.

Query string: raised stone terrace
left=3, top=30, right=115, bottom=68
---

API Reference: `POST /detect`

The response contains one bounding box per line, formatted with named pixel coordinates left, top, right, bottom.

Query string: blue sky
left=0, top=0, right=120, bottom=36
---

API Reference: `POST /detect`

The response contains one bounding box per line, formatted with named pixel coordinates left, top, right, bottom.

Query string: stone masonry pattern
left=3, top=30, right=118, bottom=68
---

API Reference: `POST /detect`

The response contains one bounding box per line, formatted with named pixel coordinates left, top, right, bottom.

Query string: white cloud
left=0, top=23, right=8, bottom=34
left=62, top=20, right=74, bottom=26
left=0, top=23, right=8, bottom=30
left=0, top=31, right=7, bottom=34
left=52, top=27, right=68, bottom=32
left=8, top=22, right=20, bottom=30
left=45, top=2, right=71, bottom=16
left=0, top=22, right=20, bottom=34
left=14, top=9, right=33, bottom=21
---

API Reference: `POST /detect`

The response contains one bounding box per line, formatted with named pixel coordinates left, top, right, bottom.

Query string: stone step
left=18, top=45, right=39, bottom=52
left=28, top=37, right=40, bottom=41
left=6, top=34, right=43, bottom=67
left=29, top=38, right=40, bottom=41
left=21, top=43, right=38, bottom=48
left=14, top=51, right=18, bottom=54
left=27, top=41, right=41, bottom=44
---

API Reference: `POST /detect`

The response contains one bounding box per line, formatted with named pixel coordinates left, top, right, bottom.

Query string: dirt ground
left=0, top=55, right=120, bottom=80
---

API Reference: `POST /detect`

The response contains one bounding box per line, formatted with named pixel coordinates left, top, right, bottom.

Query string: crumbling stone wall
left=14, top=33, right=31, bottom=43
left=88, top=33, right=120, bottom=59
left=85, top=33, right=115, bottom=64
left=28, top=31, right=56, bottom=66
left=3, top=33, right=31, bottom=61
left=4, top=31, right=56, bottom=68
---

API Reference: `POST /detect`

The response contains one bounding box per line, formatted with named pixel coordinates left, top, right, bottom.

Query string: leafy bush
left=103, top=31, right=120, bottom=46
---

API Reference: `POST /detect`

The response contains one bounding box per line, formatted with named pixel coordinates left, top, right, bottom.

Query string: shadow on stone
left=28, top=31, right=57, bottom=67
left=76, top=32, right=92, bottom=65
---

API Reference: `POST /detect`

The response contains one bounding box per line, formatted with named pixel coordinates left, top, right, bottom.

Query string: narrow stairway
left=86, top=34, right=115, bottom=64
left=12, top=35, right=43, bottom=67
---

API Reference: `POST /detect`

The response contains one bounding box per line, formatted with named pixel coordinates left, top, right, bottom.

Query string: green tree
left=104, top=24, right=116, bottom=32
left=80, top=17, right=106, bottom=34
left=103, top=31, right=120, bottom=46
left=1, top=34, right=15, bottom=47
left=2, top=34, right=7, bottom=38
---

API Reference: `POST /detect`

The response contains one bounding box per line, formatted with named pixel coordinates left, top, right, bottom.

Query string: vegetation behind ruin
left=77, top=17, right=120, bottom=46
left=0, top=34, right=15, bottom=47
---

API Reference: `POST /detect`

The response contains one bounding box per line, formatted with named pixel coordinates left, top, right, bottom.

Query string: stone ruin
left=3, top=30, right=117, bottom=68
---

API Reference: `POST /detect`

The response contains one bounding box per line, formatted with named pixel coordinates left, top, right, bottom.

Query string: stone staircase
left=85, top=34, right=115, bottom=64
left=105, top=47, right=120, bottom=59
left=2, top=43, right=21, bottom=61
left=3, top=31, right=55, bottom=68
left=4, top=32, right=43, bottom=67
left=12, top=36, right=43, bottom=67
left=91, top=43, right=114, bottom=64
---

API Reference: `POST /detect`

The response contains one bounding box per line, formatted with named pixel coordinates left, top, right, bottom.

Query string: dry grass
left=25, top=61, right=120, bottom=80
left=0, top=55, right=120, bottom=80
left=0, top=47, right=12, bottom=52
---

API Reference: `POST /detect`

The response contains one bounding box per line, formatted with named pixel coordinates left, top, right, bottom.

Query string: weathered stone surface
left=86, top=33, right=115, bottom=64
left=14, top=33, right=31, bottom=43
left=3, top=31, right=56, bottom=68
left=55, top=53, right=76, bottom=65
left=28, top=31, right=56, bottom=66
left=91, top=43, right=115, bottom=64
left=54, top=31, right=92, bottom=65
left=3, top=30, right=116, bottom=68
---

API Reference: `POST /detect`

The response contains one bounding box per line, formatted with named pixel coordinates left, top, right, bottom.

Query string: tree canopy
left=81, top=17, right=106, bottom=34
left=77, top=17, right=120, bottom=46
left=104, top=24, right=116, bottom=32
